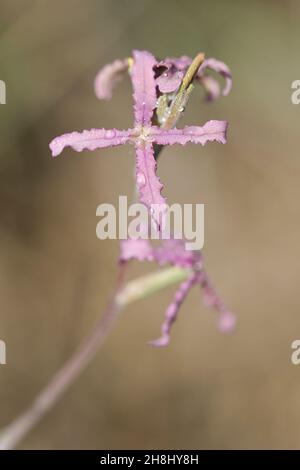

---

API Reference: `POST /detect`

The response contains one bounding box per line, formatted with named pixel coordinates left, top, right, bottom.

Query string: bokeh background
left=0, top=0, right=300, bottom=450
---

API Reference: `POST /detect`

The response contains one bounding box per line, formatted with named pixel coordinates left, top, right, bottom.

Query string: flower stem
left=0, top=52, right=204, bottom=450
left=0, top=266, right=190, bottom=450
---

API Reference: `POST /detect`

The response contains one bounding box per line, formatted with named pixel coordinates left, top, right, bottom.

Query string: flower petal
left=156, top=56, right=232, bottom=99
left=198, top=58, right=232, bottom=96
left=157, top=56, right=191, bottom=71
left=199, top=75, right=221, bottom=101
left=150, top=272, right=198, bottom=347
left=94, top=58, right=129, bottom=100
left=218, top=310, right=236, bottom=333
left=119, top=238, right=154, bottom=263
left=156, top=70, right=183, bottom=94
left=199, top=271, right=236, bottom=333
left=49, top=128, right=133, bottom=157
left=131, top=50, right=157, bottom=126
left=155, top=57, right=190, bottom=93
left=135, top=141, right=166, bottom=229
left=151, top=120, right=228, bottom=146
left=153, top=239, right=201, bottom=269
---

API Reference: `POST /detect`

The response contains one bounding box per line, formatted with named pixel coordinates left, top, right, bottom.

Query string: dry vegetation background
left=0, top=0, right=300, bottom=449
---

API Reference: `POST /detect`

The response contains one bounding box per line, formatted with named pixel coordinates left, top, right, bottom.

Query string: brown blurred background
left=0, top=0, right=300, bottom=450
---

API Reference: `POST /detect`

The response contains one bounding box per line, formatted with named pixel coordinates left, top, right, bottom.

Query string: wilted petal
left=131, top=50, right=157, bottom=126
left=199, top=75, right=221, bottom=101
left=157, top=56, right=191, bottom=71
left=155, top=56, right=191, bottom=93
left=200, top=272, right=223, bottom=309
left=156, top=56, right=232, bottom=99
left=135, top=141, right=166, bottom=228
left=200, top=271, right=235, bottom=333
left=151, top=120, right=228, bottom=146
left=94, top=58, right=129, bottom=100
left=119, top=238, right=154, bottom=263
left=156, top=70, right=183, bottom=93
left=150, top=273, right=198, bottom=347
left=198, top=58, right=232, bottom=96
left=49, top=128, right=133, bottom=157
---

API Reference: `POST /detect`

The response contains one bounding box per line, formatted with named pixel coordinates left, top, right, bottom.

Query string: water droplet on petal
left=106, top=129, right=116, bottom=138
left=136, top=172, right=146, bottom=187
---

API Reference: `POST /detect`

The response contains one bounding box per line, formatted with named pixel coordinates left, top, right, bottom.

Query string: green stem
left=0, top=52, right=205, bottom=451
left=117, top=266, right=191, bottom=305
left=0, top=266, right=190, bottom=450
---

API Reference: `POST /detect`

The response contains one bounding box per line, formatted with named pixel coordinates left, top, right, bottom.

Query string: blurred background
left=0, top=0, right=300, bottom=450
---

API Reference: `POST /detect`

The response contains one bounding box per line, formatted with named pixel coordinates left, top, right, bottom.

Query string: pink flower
left=49, top=50, right=228, bottom=228
left=120, top=238, right=235, bottom=347
left=49, top=50, right=234, bottom=346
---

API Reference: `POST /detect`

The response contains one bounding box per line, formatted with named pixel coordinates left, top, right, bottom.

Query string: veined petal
left=150, top=272, right=198, bottom=347
left=151, top=120, right=228, bottom=146
left=94, top=58, right=129, bottom=100
left=131, top=50, right=157, bottom=126
left=198, top=58, right=232, bottom=96
left=135, top=141, right=166, bottom=229
left=49, top=128, right=133, bottom=157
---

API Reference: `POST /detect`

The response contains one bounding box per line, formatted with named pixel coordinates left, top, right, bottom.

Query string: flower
left=49, top=50, right=229, bottom=227
left=120, top=238, right=235, bottom=347
left=49, top=50, right=234, bottom=347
